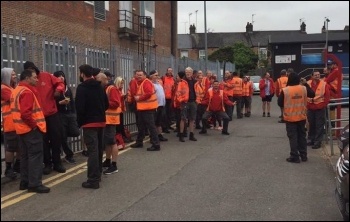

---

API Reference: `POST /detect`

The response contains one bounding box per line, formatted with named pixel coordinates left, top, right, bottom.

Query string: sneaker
left=102, top=159, right=111, bottom=168
left=158, top=135, right=168, bottom=141
left=82, top=150, right=89, bottom=157
left=82, top=181, right=99, bottom=189
left=222, top=131, right=230, bottom=135
left=300, top=156, right=308, bottom=162
left=65, top=156, right=76, bottom=164
left=262, top=112, right=266, bottom=117
left=267, top=113, right=271, bottom=117
left=130, top=142, right=143, bottom=148
left=5, top=168, right=17, bottom=180
left=19, top=181, right=28, bottom=190
left=307, top=141, right=314, bottom=146
left=103, top=165, right=118, bottom=175
left=312, top=144, right=322, bottom=149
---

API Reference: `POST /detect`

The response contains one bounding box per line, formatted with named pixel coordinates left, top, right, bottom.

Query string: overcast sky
left=177, top=1, right=349, bottom=34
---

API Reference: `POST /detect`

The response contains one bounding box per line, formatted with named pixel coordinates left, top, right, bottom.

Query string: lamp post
left=204, top=1, right=208, bottom=72
left=189, top=13, right=192, bottom=27
left=325, top=17, right=330, bottom=66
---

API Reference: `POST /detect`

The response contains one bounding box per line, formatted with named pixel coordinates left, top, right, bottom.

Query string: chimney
left=189, top=24, right=196, bottom=34
left=246, top=22, right=253, bottom=33
left=300, top=22, right=306, bottom=33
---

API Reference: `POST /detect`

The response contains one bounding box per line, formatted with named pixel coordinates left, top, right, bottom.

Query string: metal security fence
left=1, top=27, right=234, bottom=154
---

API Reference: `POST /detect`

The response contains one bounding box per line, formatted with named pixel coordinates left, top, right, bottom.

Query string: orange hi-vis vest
left=1, top=84, right=15, bottom=132
left=162, top=76, right=175, bottom=99
left=207, top=88, right=225, bottom=112
left=242, top=81, right=252, bottom=96
left=222, top=78, right=234, bottom=97
left=194, top=79, right=206, bottom=104
left=277, top=76, right=288, bottom=93
left=136, top=78, right=158, bottom=111
left=282, top=85, right=307, bottom=122
left=307, top=79, right=326, bottom=104
left=105, top=85, right=121, bottom=125
left=10, top=85, right=46, bottom=134
left=232, top=77, right=243, bottom=96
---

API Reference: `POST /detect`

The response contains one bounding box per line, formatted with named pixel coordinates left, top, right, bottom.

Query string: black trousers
left=59, top=112, right=79, bottom=158
left=136, top=109, right=159, bottom=146
left=83, top=127, right=104, bottom=183
left=196, top=104, right=207, bottom=127
left=307, top=108, right=326, bottom=145
left=232, top=96, right=243, bottom=118
left=165, top=99, right=174, bottom=126
left=202, top=111, right=230, bottom=132
left=20, top=129, right=44, bottom=188
left=286, top=120, right=307, bottom=158
left=43, top=112, right=63, bottom=166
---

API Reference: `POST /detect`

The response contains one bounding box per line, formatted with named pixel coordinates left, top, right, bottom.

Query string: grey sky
left=178, top=1, right=349, bottom=34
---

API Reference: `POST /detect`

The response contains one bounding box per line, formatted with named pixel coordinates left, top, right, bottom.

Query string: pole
left=325, top=17, right=329, bottom=67
left=195, top=10, right=198, bottom=29
left=189, top=13, right=192, bottom=27
left=204, top=1, right=208, bottom=72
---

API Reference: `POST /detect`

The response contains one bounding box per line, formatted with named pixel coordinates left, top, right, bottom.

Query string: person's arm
left=1, top=87, right=11, bottom=102
left=50, top=74, right=65, bottom=97
left=200, top=90, right=210, bottom=105
left=223, top=93, right=234, bottom=106
left=108, top=87, right=121, bottom=109
left=75, top=86, right=85, bottom=126
left=303, top=83, right=315, bottom=98
left=323, top=84, right=331, bottom=105
left=259, top=79, right=265, bottom=90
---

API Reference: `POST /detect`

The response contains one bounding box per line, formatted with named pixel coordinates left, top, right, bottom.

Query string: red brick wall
left=1, top=1, right=175, bottom=55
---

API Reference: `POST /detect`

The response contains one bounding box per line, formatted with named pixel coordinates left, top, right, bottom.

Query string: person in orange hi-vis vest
left=241, top=76, right=253, bottom=117
left=231, top=71, right=244, bottom=119
left=130, top=70, right=160, bottom=151
left=278, top=72, right=315, bottom=163
left=306, top=70, right=330, bottom=150
left=199, top=80, right=236, bottom=135
left=275, top=69, right=288, bottom=123
left=10, top=69, right=50, bottom=193
left=161, top=67, right=175, bottom=132
left=194, top=70, right=209, bottom=129
left=1, top=68, right=20, bottom=179
left=172, top=72, right=183, bottom=134
left=220, top=71, right=235, bottom=121
left=175, top=71, right=190, bottom=142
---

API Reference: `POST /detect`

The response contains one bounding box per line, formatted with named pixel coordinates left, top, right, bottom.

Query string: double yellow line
left=1, top=146, right=134, bottom=209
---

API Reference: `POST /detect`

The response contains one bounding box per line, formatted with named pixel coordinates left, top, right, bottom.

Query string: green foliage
left=208, top=42, right=258, bottom=73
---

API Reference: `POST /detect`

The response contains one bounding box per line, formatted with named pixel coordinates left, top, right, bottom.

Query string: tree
left=208, top=42, right=258, bottom=73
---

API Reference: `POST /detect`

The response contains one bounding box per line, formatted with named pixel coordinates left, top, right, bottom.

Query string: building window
left=85, top=48, right=110, bottom=71
left=180, top=50, right=188, bottom=58
left=94, top=1, right=106, bottom=21
left=140, top=1, right=155, bottom=27
left=2, top=34, right=27, bottom=70
left=199, top=50, right=206, bottom=60
left=84, top=1, right=109, bottom=10
left=44, top=41, right=77, bottom=85
left=301, top=43, right=325, bottom=65
left=259, top=48, right=267, bottom=60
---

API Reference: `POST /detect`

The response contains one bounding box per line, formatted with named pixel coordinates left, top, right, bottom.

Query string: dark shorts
left=4, top=131, right=20, bottom=152
left=180, top=101, right=197, bottom=121
left=104, top=125, right=116, bottom=145
left=242, top=96, right=251, bottom=108
left=262, top=95, right=273, bottom=102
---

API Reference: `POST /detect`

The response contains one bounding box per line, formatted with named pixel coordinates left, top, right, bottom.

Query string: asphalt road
left=0, top=95, right=344, bottom=221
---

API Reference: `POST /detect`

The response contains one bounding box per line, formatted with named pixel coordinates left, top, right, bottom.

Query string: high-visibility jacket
left=242, top=81, right=252, bottom=96
left=282, top=85, right=307, bottom=122
left=105, top=85, right=121, bottom=125
left=276, top=76, right=288, bottom=96
left=10, top=85, right=46, bottom=134
left=232, top=77, right=243, bottom=96
left=175, top=79, right=189, bottom=106
left=307, top=80, right=326, bottom=104
left=222, top=78, right=234, bottom=97
left=162, top=75, right=175, bottom=99
left=207, top=88, right=225, bottom=111
left=136, top=78, right=158, bottom=110
left=1, top=84, right=15, bottom=132
left=194, top=78, right=206, bottom=104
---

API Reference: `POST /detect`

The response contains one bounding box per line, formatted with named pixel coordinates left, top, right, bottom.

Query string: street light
left=189, top=13, right=192, bottom=27
left=204, top=1, right=208, bottom=72
left=325, top=17, right=330, bottom=66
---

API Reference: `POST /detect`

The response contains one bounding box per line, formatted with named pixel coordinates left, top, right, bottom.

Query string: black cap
left=149, top=70, right=158, bottom=75
left=23, top=61, right=40, bottom=74
left=178, top=71, right=185, bottom=79
left=104, top=71, right=114, bottom=78
left=92, top=67, right=101, bottom=76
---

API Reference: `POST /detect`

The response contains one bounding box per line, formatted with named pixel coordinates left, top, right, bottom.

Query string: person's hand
left=59, top=98, right=70, bottom=105
left=134, top=96, right=140, bottom=101
left=54, top=91, right=61, bottom=98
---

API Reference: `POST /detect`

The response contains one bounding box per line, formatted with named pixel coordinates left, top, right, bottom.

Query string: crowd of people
left=1, top=60, right=342, bottom=191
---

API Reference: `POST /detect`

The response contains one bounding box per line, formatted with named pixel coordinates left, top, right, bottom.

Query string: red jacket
left=35, top=71, right=65, bottom=117
left=259, top=78, right=275, bottom=98
left=106, top=85, right=121, bottom=109
left=307, top=80, right=330, bottom=110
left=16, top=82, right=41, bottom=129
left=201, top=88, right=233, bottom=112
